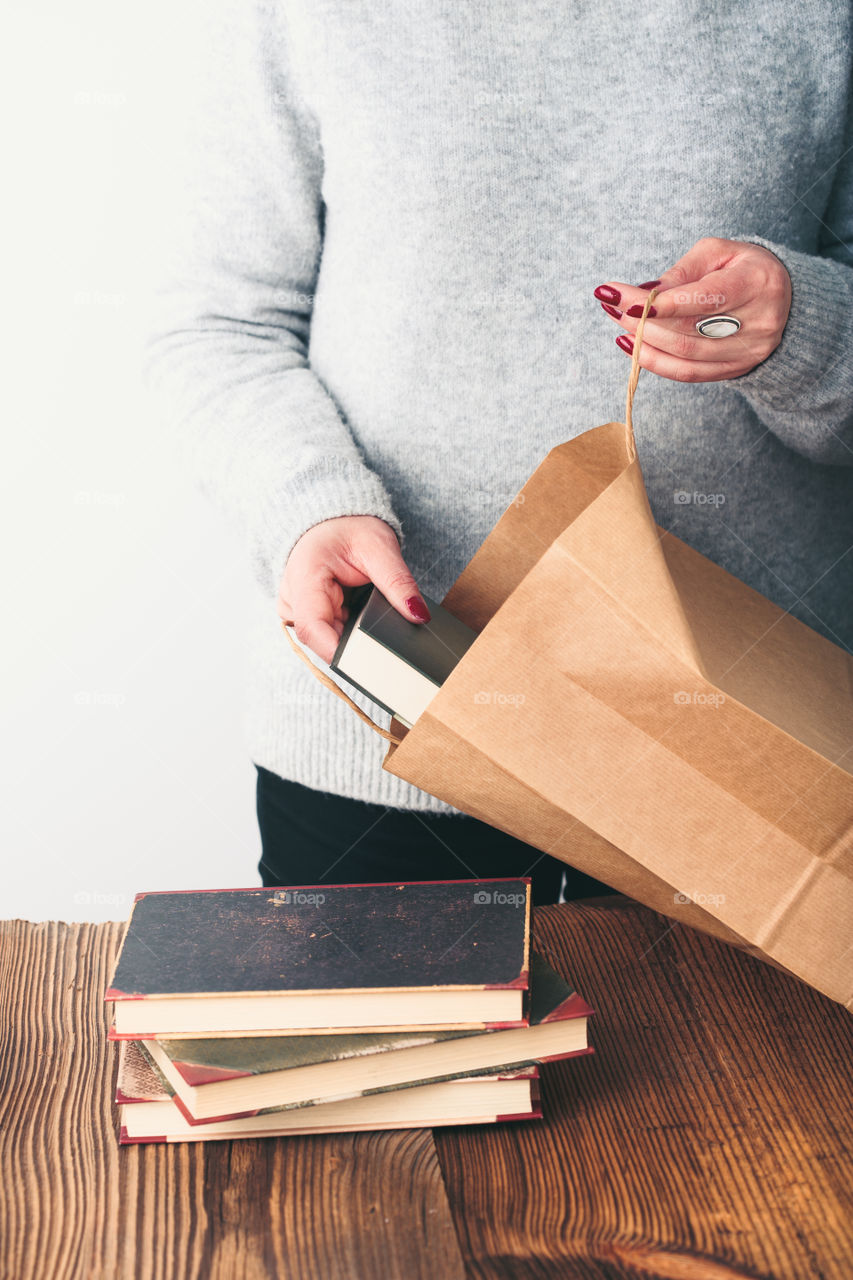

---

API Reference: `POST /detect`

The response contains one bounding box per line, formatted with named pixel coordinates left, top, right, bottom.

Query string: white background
left=3, top=2, right=262, bottom=922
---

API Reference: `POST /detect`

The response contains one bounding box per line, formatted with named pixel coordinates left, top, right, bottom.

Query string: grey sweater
left=146, top=0, right=853, bottom=812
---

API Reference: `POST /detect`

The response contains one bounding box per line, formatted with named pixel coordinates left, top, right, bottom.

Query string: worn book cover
left=106, top=879, right=531, bottom=1037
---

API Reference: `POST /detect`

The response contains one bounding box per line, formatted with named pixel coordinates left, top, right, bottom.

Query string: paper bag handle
left=280, top=620, right=405, bottom=746
left=625, top=286, right=659, bottom=462
left=281, top=291, right=658, bottom=738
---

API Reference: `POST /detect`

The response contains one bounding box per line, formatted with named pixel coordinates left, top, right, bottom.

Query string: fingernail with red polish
left=406, top=596, right=431, bottom=622
left=638, top=280, right=661, bottom=290
left=593, top=285, right=621, bottom=305
left=600, top=303, right=623, bottom=319
left=616, top=334, right=634, bottom=354
left=626, top=304, right=657, bottom=318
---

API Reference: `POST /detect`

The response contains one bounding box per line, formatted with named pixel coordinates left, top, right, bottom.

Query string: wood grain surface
left=435, top=900, right=853, bottom=1279
left=1, top=902, right=851, bottom=1280
left=0, top=920, right=465, bottom=1280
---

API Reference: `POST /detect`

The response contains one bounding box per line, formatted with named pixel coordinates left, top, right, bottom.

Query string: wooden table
left=1, top=899, right=851, bottom=1279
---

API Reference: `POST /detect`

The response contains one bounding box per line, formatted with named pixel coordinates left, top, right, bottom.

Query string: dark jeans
left=256, top=767, right=617, bottom=906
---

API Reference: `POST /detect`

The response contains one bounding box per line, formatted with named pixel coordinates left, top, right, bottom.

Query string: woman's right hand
left=277, top=515, right=431, bottom=664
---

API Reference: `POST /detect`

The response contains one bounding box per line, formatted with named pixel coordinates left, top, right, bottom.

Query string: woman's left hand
left=594, top=237, right=792, bottom=382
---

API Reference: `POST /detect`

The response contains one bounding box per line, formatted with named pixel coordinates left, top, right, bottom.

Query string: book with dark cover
left=106, top=879, right=531, bottom=1037
left=330, top=585, right=477, bottom=726
left=142, top=951, right=592, bottom=1123
left=116, top=1044, right=541, bottom=1144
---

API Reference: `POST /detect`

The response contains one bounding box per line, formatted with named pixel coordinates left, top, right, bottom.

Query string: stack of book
left=105, top=879, right=593, bottom=1144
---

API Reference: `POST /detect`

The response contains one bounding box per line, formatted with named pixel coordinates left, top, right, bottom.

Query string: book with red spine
left=115, top=1040, right=542, bottom=1144
left=106, top=879, right=532, bottom=1038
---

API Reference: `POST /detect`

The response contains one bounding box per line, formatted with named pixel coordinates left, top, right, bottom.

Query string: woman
left=146, top=1, right=853, bottom=904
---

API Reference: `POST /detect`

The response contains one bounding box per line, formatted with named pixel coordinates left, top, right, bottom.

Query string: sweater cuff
left=731, top=235, right=849, bottom=409
left=251, top=455, right=404, bottom=597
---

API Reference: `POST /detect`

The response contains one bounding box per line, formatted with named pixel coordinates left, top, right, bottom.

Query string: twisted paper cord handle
left=624, top=286, right=659, bottom=461
left=280, top=619, right=405, bottom=745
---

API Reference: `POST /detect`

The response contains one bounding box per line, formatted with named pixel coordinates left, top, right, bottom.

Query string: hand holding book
left=329, top=586, right=477, bottom=729
left=278, top=515, right=431, bottom=664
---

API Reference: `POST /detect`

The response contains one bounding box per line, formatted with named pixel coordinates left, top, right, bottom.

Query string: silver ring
left=695, top=314, right=741, bottom=339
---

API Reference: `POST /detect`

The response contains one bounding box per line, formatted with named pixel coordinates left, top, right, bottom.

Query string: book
left=330, top=585, right=477, bottom=727
left=115, top=1041, right=541, bottom=1143
left=106, top=879, right=531, bottom=1038
left=142, top=951, right=592, bottom=1123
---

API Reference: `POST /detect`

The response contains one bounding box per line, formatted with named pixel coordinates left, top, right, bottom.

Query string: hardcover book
left=106, top=879, right=531, bottom=1037
left=142, top=951, right=591, bottom=1123
left=115, top=1041, right=541, bottom=1144
left=330, top=585, right=478, bottom=727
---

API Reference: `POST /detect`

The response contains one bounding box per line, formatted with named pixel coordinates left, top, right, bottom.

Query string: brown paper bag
left=284, top=298, right=853, bottom=1010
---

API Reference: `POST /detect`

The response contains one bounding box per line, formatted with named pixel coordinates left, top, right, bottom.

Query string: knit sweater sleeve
left=142, top=0, right=403, bottom=597
left=732, top=90, right=853, bottom=467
